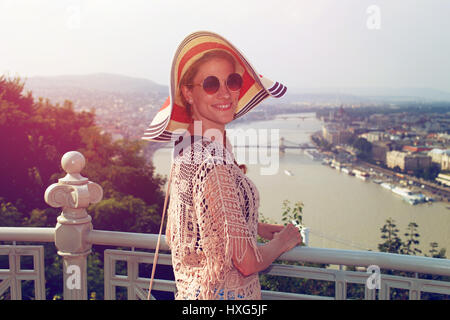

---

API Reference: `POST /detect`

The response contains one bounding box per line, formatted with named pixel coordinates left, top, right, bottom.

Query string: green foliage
left=0, top=198, right=24, bottom=226
left=0, top=76, right=166, bottom=299
left=280, top=199, right=303, bottom=227
left=375, top=218, right=448, bottom=300
left=352, top=137, right=372, bottom=160
left=259, top=200, right=333, bottom=298
left=0, top=77, right=96, bottom=213
left=427, top=242, right=447, bottom=259
left=413, top=163, right=440, bottom=181
left=378, top=218, right=403, bottom=253
left=311, top=134, right=332, bottom=151
left=401, top=222, right=422, bottom=256
left=80, top=137, right=166, bottom=209
left=89, top=195, right=160, bottom=233
left=86, top=252, right=105, bottom=300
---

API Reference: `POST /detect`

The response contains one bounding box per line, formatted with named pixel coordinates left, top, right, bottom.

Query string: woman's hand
left=234, top=223, right=303, bottom=277
left=273, top=224, right=303, bottom=253
left=257, top=222, right=284, bottom=240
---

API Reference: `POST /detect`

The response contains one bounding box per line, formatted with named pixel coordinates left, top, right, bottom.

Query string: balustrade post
left=301, top=227, right=309, bottom=247
left=44, top=151, right=103, bottom=300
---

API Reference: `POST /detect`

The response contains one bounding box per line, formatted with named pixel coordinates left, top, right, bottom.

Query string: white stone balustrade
left=44, top=151, right=103, bottom=300
left=1, top=151, right=450, bottom=300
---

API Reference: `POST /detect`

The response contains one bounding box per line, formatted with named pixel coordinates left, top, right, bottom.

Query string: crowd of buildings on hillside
left=31, top=87, right=164, bottom=141
left=75, top=92, right=164, bottom=141
left=318, top=106, right=450, bottom=187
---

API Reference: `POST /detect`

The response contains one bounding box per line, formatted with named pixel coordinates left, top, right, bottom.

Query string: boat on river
left=353, top=169, right=369, bottom=181
left=381, top=182, right=394, bottom=190
left=391, top=186, right=426, bottom=205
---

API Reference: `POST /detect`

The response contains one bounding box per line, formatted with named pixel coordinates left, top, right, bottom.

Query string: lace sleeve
left=193, top=158, right=262, bottom=297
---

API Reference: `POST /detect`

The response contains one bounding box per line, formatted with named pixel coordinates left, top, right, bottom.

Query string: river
left=151, top=112, right=450, bottom=254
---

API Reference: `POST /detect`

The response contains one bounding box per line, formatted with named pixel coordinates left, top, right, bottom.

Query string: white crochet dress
left=165, top=135, right=262, bottom=300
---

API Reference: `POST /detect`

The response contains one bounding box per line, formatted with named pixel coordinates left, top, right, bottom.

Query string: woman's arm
left=233, top=223, right=302, bottom=277
left=197, top=162, right=302, bottom=279
left=257, top=222, right=284, bottom=240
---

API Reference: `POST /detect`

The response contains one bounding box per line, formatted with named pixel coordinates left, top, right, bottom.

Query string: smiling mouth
left=211, top=103, right=233, bottom=111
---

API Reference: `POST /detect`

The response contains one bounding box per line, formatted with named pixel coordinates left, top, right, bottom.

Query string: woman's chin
left=207, top=109, right=236, bottom=124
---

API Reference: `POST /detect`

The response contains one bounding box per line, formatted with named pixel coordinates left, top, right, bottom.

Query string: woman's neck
left=187, top=121, right=227, bottom=145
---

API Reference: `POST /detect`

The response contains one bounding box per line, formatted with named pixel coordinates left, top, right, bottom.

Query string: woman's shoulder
left=173, top=134, right=235, bottom=166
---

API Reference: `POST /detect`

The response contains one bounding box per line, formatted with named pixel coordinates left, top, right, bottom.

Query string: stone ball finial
left=61, top=151, right=85, bottom=174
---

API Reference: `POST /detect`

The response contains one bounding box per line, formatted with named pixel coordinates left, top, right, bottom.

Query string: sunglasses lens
left=202, top=76, right=220, bottom=94
left=201, top=74, right=242, bottom=94
left=227, top=73, right=243, bottom=91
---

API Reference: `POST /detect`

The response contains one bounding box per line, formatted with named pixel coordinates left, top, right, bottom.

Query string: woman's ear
left=181, top=85, right=193, bottom=105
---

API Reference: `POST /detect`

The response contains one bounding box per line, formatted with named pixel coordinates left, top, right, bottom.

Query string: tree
left=259, top=201, right=333, bottom=298
left=0, top=77, right=97, bottom=213
left=426, top=242, right=446, bottom=259
left=377, top=220, right=448, bottom=300
left=423, top=163, right=440, bottom=181
left=0, top=75, right=165, bottom=226
left=401, top=222, right=422, bottom=255
left=378, top=218, right=403, bottom=254
left=0, top=198, right=24, bottom=226
left=0, top=75, right=167, bottom=299
left=353, top=137, right=372, bottom=160
left=280, top=199, right=303, bottom=227
left=89, top=195, right=160, bottom=233
left=311, top=134, right=332, bottom=151
left=79, top=137, right=165, bottom=208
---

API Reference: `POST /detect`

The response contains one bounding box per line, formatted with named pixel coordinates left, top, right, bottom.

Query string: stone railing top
left=44, top=151, right=103, bottom=210
left=59, top=151, right=89, bottom=185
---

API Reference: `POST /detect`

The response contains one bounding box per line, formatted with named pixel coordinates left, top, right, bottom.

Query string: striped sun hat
left=142, top=31, right=287, bottom=142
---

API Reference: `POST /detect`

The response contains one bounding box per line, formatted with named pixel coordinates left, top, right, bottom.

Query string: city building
left=322, top=124, right=353, bottom=145
left=360, top=131, right=387, bottom=143
left=386, top=150, right=431, bottom=172
left=443, top=153, right=450, bottom=171
left=428, top=149, right=450, bottom=171
left=436, top=173, right=450, bottom=187
left=371, top=141, right=393, bottom=164
left=402, top=145, right=433, bottom=153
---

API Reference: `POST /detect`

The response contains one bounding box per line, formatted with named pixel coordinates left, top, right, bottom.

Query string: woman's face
left=182, top=57, right=240, bottom=131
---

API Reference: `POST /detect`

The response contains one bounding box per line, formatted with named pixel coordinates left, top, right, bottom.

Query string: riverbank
left=309, top=140, right=450, bottom=205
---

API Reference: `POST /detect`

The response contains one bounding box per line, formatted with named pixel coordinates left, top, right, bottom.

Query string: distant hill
left=22, top=73, right=450, bottom=106
left=24, top=72, right=168, bottom=97
left=287, top=86, right=450, bottom=103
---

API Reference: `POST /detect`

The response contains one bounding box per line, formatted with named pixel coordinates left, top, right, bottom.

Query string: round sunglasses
left=188, top=73, right=243, bottom=95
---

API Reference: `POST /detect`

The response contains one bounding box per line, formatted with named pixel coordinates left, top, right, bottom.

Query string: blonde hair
left=179, top=50, right=237, bottom=117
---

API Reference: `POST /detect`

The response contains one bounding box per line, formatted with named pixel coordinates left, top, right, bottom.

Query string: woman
left=143, top=31, right=302, bottom=300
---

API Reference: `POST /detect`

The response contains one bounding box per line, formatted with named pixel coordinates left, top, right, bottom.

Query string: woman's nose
left=216, top=80, right=231, bottom=99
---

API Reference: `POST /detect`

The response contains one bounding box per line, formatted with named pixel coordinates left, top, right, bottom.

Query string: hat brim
left=142, top=31, right=287, bottom=142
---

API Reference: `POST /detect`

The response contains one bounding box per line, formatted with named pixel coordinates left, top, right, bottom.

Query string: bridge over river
left=157, top=137, right=316, bottom=151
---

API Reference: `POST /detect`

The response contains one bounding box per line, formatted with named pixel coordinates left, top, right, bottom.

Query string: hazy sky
left=1, top=0, right=450, bottom=92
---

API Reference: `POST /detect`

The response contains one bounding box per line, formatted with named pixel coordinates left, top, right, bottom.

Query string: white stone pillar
left=301, top=227, right=310, bottom=247
left=45, top=151, right=103, bottom=300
